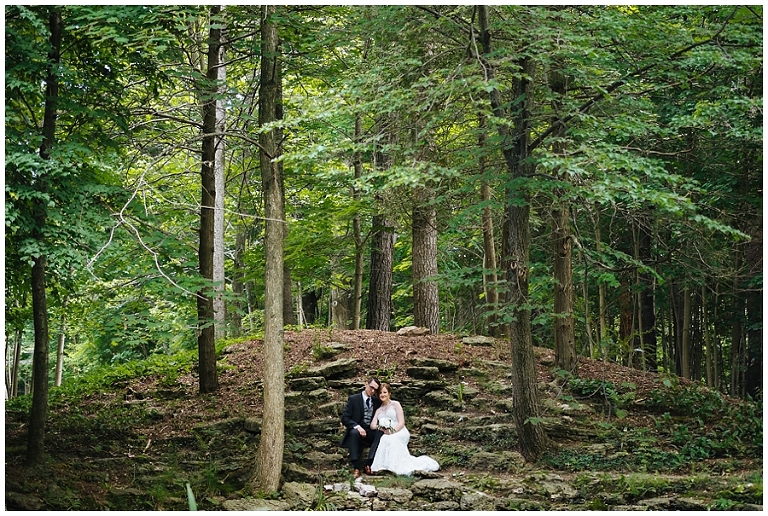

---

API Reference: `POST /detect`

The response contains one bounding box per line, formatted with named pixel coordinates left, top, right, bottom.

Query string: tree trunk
left=412, top=185, right=439, bottom=334
left=11, top=328, right=22, bottom=398
left=552, top=202, right=576, bottom=372
left=331, top=288, right=350, bottom=329
left=27, top=8, right=61, bottom=466
left=596, top=223, right=608, bottom=358
left=276, top=50, right=295, bottom=329
left=254, top=5, right=284, bottom=492
left=703, top=286, right=714, bottom=388
left=638, top=212, right=657, bottom=371
left=478, top=6, right=550, bottom=461
left=744, top=232, right=762, bottom=399
left=729, top=247, right=746, bottom=397
left=352, top=115, right=365, bottom=330
left=478, top=114, right=499, bottom=337
left=231, top=229, right=246, bottom=336
left=55, top=312, right=66, bottom=387
left=547, top=63, right=577, bottom=373
left=197, top=6, right=222, bottom=394
left=366, top=210, right=394, bottom=331
left=681, top=286, right=692, bottom=379
left=213, top=12, right=227, bottom=340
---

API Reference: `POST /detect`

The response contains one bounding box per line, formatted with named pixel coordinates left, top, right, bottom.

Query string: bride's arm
left=369, top=407, right=381, bottom=430
left=393, top=401, right=406, bottom=432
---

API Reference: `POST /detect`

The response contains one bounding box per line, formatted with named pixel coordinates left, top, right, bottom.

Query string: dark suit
left=339, top=391, right=383, bottom=470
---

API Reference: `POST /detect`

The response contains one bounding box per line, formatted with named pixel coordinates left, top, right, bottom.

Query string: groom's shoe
left=363, top=465, right=372, bottom=475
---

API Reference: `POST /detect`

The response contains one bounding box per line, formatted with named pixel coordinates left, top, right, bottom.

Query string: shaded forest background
left=5, top=4, right=762, bottom=489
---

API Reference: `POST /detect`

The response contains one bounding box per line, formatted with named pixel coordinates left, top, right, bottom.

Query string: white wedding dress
left=371, top=404, right=439, bottom=476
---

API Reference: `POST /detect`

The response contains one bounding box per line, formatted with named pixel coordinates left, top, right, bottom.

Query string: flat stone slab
left=290, top=376, right=327, bottom=391
left=409, top=357, right=459, bottom=372
left=462, top=335, right=496, bottom=346
left=397, top=326, right=431, bottom=336
left=411, top=478, right=464, bottom=502
left=300, top=358, right=358, bottom=379
left=222, top=498, right=292, bottom=511
left=406, top=366, right=440, bottom=379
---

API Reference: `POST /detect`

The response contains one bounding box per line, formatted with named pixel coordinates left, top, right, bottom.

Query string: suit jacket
left=339, top=391, right=381, bottom=448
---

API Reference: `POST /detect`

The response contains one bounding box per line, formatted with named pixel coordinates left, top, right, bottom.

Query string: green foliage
left=568, top=377, right=636, bottom=419
left=647, top=378, right=726, bottom=421
left=371, top=363, right=397, bottom=383
left=186, top=483, right=197, bottom=511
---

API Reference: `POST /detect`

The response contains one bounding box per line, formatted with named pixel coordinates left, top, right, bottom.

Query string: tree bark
left=595, top=213, right=607, bottom=358
left=366, top=134, right=395, bottom=332
left=11, top=328, right=22, bottom=398
left=213, top=10, right=227, bottom=340
left=478, top=5, right=550, bottom=461
left=231, top=228, right=246, bottom=336
left=412, top=185, right=440, bottom=334
left=366, top=210, right=394, bottom=331
left=197, top=6, right=222, bottom=394
left=254, top=5, right=285, bottom=493
left=27, top=7, right=61, bottom=466
left=638, top=211, right=657, bottom=371
left=729, top=247, right=746, bottom=397
left=352, top=115, right=365, bottom=330
left=548, top=66, right=577, bottom=373
left=55, top=311, right=66, bottom=387
left=478, top=114, right=500, bottom=336
left=681, top=286, right=692, bottom=379
left=552, top=202, right=577, bottom=372
left=703, top=286, right=714, bottom=388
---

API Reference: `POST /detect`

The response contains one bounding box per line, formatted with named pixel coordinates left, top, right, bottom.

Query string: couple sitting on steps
left=339, top=376, right=439, bottom=479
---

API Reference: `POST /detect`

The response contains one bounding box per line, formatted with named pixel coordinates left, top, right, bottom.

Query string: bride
left=369, top=383, right=440, bottom=476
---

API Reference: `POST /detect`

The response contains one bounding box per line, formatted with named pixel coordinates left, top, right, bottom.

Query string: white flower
left=378, top=416, right=395, bottom=432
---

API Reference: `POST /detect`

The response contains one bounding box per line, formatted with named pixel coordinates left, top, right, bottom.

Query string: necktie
left=364, top=396, right=372, bottom=424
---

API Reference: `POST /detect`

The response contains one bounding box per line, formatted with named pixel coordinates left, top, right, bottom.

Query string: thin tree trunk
left=703, top=286, right=714, bottom=388
left=547, top=64, right=577, bottom=373
left=254, top=5, right=284, bottom=492
left=11, top=328, right=22, bottom=398
left=27, top=7, right=61, bottom=466
left=478, top=114, right=499, bottom=337
left=366, top=134, right=395, bottom=331
left=729, top=247, right=746, bottom=397
left=197, top=6, right=222, bottom=394
left=231, top=229, right=246, bottom=336
left=590, top=208, right=605, bottom=358
left=352, top=116, right=364, bottom=330
left=276, top=49, right=295, bottom=328
left=681, top=287, right=692, bottom=379
left=55, top=311, right=66, bottom=387
left=553, top=202, right=577, bottom=372
left=412, top=185, right=440, bottom=334
left=638, top=211, right=657, bottom=371
left=366, top=210, right=394, bottom=331
left=478, top=6, right=550, bottom=461
left=744, top=234, right=762, bottom=399
left=213, top=12, right=227, bottom=340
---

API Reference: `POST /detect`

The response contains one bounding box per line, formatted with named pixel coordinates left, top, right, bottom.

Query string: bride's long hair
left=378, top=382, right=392, bottom=398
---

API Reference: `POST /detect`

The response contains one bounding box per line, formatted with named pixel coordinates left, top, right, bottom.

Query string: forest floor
left=4, top=329, right=763, bottom=510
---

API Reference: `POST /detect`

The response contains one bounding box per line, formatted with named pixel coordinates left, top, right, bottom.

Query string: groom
left=339, top=377, right=383, bottom=478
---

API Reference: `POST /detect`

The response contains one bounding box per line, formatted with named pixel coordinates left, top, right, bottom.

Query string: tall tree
left=197, top=5, right=223, bottom=394
left=412, top=184, right=440, bottom=334
left=254, top=4, right=285, bottom=492
left=25, top=8, right=61, bottom=465
left=477, top=5, right=551, bottom=461
left=213, top=6, right=228, bottom=340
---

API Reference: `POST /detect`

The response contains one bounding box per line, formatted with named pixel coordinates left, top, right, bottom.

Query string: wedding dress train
left=370, top=405, right=439, bottom=476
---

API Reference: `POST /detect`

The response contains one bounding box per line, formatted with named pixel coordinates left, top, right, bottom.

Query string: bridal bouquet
left=378, top=416, right=396, bottom=433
